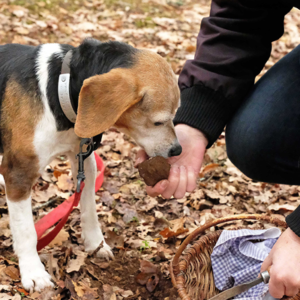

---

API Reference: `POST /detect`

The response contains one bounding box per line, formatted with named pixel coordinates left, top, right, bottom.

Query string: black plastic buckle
left=76, top=138, right=94, bottom=192
left=92, top=133, right=103, bottom=151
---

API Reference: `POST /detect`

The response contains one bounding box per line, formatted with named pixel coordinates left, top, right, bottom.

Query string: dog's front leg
left=68, top=152, right=113, bottom=260
left=6, top=192, right=53, bottom=291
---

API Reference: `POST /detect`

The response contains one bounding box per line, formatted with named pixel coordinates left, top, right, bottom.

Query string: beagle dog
left=0, top=39, right=181, bottom=292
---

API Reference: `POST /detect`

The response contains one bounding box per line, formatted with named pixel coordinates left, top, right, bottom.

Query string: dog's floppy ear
left=75, top=68, right=142, bottom=138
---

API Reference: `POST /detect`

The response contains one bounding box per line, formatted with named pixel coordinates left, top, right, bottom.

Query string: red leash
left=35, top=152, right=105, bottom=251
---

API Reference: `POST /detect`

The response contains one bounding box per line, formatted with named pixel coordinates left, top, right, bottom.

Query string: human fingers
left=270, top=268, right=300, bottom=297
left=285, top=284, right=299, bottom=297
left=186, top=166, right=197, bottom=192
left=174, top=166, right=187, bottom=199
left=161, top=166, right=180, bottom=199
left=134, top=149, right=148, bottom=167
left=146, top=180, right=169, bottom=197
left=268, top=275, right=285, bottom=299
left=145, top=165, right=181, bottom=198
left=260, top=255, right=272, bottom=274
left=260, top=258, right=283, bottom=297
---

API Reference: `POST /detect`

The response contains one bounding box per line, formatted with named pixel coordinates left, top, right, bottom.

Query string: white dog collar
left=58, top=51, right=77, bottom=123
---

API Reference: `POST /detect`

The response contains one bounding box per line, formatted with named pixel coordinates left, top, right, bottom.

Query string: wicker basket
left=170, top=214, right=300, bottom=300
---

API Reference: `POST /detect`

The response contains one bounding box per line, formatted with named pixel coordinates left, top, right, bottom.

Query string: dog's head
left=75, top=47, right=181, bottom=158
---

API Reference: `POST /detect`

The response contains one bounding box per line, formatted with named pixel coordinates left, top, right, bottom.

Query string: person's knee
left=226, top=123, right=266, bottom=181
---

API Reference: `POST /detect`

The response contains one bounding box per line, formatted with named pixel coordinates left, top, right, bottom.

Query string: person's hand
left=135, top=124, right=208, bottom=199
left=261, top=228, right=300, bottom=298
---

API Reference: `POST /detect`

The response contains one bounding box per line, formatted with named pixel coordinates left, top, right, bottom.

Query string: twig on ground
left=199, top=173, right=215, bottom=183
left=48, top=252, right=57, bottom=282
left=32, top=197, right=61, bottom=212
left=89, top=241, right=104, bottom=258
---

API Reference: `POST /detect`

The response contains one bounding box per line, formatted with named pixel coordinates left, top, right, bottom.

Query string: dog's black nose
left=168, top=144, right=182, bottom=157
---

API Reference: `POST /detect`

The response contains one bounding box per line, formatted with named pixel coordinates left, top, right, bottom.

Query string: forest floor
left=0, top=0, right=300, bottom=299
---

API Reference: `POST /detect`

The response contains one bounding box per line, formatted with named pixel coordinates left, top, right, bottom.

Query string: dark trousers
left=225, top=44, right=300, bottom=234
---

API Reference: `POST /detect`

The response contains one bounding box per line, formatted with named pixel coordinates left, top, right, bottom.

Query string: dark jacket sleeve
left=173, top=0, right=292, bottom=148
left=286, top=208, right=300, bottom=237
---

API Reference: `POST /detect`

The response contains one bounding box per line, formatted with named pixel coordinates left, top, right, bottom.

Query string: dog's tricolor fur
left=0, top=39, right=181, bottom=291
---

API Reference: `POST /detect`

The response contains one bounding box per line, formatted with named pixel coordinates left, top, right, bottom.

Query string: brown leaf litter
left=0, top=1, right=300, bottom=300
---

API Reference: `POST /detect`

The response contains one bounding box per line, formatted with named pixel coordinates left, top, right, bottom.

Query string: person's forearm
left=174, top=0, right=292, bottom=148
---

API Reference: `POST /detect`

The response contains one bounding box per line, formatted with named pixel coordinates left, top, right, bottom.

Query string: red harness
left=35, top=152, right=104, bottom=251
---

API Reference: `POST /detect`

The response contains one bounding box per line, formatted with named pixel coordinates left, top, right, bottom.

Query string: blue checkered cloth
left=211, top=228, right=281, bottom=300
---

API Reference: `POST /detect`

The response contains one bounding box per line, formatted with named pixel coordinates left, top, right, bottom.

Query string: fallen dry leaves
left=0, top=0, right=300, bottom=299
left=136, top=260, right=159, bottom=293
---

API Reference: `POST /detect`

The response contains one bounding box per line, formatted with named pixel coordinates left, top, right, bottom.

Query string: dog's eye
left=154, top=122, right=163, bottom=126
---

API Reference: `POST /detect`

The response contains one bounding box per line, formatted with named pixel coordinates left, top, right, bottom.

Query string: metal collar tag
left=58, top=51, right=77, bottom=123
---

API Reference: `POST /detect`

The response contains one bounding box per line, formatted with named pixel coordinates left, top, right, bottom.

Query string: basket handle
left=170, top=214, right=287, bottom=287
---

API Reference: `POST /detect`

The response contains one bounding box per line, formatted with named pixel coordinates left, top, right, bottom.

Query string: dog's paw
left=85, top=240, right=114, bottom=260
left=96, top=242, right=114, bottom=261
left=20, top=260, right=53, bottom=292
left=84, top=233, right=114, bottom=261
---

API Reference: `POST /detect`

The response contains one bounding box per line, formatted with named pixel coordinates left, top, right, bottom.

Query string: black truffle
left=138, top=156, right=171, bottom=187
